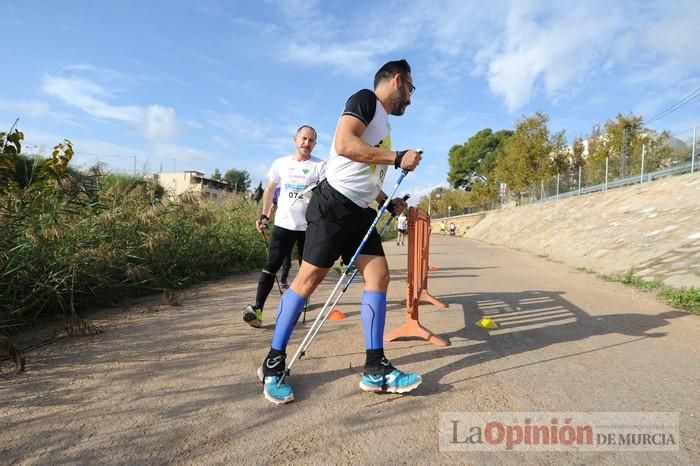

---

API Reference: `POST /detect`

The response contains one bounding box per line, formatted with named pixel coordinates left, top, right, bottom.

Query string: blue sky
left=4, top=0, right=700, bottom=201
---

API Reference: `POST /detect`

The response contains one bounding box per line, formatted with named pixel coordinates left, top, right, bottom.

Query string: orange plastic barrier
left=385, top=207, right=449, bottom=347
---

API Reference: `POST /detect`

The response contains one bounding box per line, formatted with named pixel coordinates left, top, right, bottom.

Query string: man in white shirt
left=242, top=125, right=326, bottom=328
left=396, top=211, right=408, bottom=246
left=259, top=59, right=423, bottom=404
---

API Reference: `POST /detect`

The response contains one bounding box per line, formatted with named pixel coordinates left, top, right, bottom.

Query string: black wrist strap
left=259, top=214, right=269, bottom=221
left=394, top=150, right=406, bottom=169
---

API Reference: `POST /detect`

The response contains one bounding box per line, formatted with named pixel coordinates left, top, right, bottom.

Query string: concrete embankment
left=438, top=172, right=700, bottom=288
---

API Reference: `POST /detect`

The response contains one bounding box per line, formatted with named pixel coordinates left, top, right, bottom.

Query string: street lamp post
left=428, top=191, right=432, bottom=217
left=434, top=192, right=441, bottom=217
left=448, top=205, right=451, bottom=219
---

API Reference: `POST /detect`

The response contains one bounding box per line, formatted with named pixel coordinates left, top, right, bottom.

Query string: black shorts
left=303, top=180, right=384, bottom=268
left=265, top=226, right=305, bottom=273
left=398, top=228, right=407, bottom=234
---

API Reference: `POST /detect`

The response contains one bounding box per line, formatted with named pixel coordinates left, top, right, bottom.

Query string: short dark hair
left=373, top=59, right=412, bottom=89
left=295, top=125, right=317, bottom=140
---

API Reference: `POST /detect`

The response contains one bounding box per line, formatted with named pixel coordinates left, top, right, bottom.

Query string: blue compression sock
left=360, top=290, right=387, bottom=350
left=271, top=288, right=306, bottom=351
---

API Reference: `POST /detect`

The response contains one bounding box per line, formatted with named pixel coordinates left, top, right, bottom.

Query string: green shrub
left=604, top=269, right=699, bottom=316
left=1, top=130, right=266, bottom=328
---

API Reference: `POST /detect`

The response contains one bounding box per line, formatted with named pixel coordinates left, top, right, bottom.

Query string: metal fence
left=431, top=201, right=501, bottom=219
left=432, top=127, right=697, bottom=220
left=538, top=160, right=695, bottom=203
left=536, top=134, right=696, bottom=202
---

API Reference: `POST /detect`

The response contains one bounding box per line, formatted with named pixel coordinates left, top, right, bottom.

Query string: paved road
left=2, top=236, right=699, bottom=465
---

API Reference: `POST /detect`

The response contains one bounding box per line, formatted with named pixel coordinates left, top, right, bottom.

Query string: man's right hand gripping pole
left=394, top=148, right=423, bottom=175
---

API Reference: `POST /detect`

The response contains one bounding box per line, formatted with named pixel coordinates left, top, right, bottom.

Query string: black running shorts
left=303, top=180, right=384, bottom=268
left=264, top=225, right=305, bottom=273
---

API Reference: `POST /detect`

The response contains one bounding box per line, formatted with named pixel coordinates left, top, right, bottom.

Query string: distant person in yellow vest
left=440, top=220, right=446, bottom=235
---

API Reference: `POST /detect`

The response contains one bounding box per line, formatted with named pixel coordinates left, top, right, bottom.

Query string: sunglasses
left=403, top=77, right=416, bottom=96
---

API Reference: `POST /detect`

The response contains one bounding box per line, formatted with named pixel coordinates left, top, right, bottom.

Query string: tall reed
left=1, top=131, right=266, bottom=329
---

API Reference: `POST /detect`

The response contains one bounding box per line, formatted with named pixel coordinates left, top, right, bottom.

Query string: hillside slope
left=462, top=172, right=700, bottom=288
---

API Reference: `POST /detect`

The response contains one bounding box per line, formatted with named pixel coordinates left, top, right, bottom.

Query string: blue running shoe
left=359, top=368, right=422, bottom=394
left=257, top=366, right=294, bottom=404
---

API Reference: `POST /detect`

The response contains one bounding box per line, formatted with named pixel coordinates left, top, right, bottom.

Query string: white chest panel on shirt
left=268, top=155, right=326, bottom=231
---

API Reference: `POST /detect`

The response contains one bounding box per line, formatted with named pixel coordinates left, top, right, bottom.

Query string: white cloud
left=420, top=1, right=501, bottom=57
left=410, top=182, right=445, bottom=204
left=21, top=126, right=224, bottom=175
left=205, top=110, right=325, bottom=164
left=140, top=105, right=182, bottom=140
left=63, top=64, right=128, bottom=83
left=274, top=0, right=408, bottom=75
left=384, top=0, right=700, bottom=113
left=482, top=2, right=624, bottom=111
left=284, top=42, right=380, bottom=76
left=644, top=1, right=700, bottom=66
left=0, top=99, right=50, bottom=118
left=206, top=111, right=269, bottom=140
left=630, top=1, right=700, bottom=91
left=41, top=72, right=182, bottom=141
left=23, top=127, right=147, bottom=172
left=42, top=75, right=143, bottom=122
left=277, top=0, right=340, bottom=42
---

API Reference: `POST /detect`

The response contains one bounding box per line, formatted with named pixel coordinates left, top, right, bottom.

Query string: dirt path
left=2, top=236, right=699, bottom=465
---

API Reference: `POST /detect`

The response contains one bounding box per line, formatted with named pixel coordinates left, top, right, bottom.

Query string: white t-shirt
left=327, top=89, right=391, bottom=208
left=268, top=155, right=326, bottom=231
left=397, top=214, right=408, bottom=230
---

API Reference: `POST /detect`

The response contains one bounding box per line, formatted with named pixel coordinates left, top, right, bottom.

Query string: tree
left=469, top=176, right=501, bottom=206
left=583, top=125, right=605, bottom=184
left=447, top=128, right=512, bottom=190
left=211, top=168, right=222, bottom=181
left=223, top=169, right=250, bottom=193
left=570, top=137, right=587, bottom=187
left=252, top=181, right=264, bottom=202
left=418, top=186, right=486, bottom=216
left=571, top=138, right=586, bottom=171
left=549, top=138, right=572, bottom=192
left=1, top=129, right=77, bottom=195
left=1, top=129, right=25, bottom=193
left=585, top=113, right=673, bottom=184
left=493, top=112, right=566, bottom=203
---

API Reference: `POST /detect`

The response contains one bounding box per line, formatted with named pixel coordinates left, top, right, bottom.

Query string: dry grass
left=1, top=133, right=266, bottom=330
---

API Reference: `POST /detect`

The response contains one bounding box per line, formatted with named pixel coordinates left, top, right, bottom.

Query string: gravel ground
left=2, top=236, right=698, bottom=465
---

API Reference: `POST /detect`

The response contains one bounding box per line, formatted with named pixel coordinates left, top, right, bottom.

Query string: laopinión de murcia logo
left=439, top=412, right=679, bottom=452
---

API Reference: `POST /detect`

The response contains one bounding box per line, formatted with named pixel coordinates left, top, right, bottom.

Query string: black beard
left=389, top=89, right=409, bottom=116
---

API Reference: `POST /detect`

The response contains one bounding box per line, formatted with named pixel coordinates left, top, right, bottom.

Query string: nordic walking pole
left=299, top=194, right=409, bottom=328
left=298, top=193, right=411, bottom=349
left=281, top=156, right=419, bottom=385
left=260, top=228, right=284, bottom=295
left=325, top=192, right=411, bottom=314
